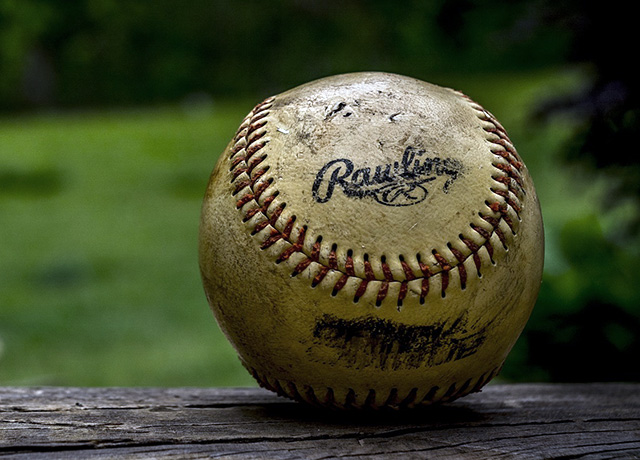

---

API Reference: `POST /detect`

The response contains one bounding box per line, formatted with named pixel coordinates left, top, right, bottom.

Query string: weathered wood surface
left=0, top=383, right=639, bottom=459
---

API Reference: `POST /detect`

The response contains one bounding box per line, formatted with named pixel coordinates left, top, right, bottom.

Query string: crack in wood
left=1, top=384, right=638, bottom=459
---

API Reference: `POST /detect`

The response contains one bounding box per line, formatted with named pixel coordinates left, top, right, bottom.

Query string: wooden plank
left=1, top=383, right=639, bottom=459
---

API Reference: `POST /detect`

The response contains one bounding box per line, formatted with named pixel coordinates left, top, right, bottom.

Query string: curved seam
left=228, top=94, right=525, bottom=303
left=248, top=364, right=502, bottom=409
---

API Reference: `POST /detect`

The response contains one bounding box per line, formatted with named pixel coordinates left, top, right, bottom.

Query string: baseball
left=199, top=72, right=544, bottom=409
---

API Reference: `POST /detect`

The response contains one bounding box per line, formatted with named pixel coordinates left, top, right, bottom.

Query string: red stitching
left=292, top=257, right=312, bottom=277
left=275, top=222, right=304, bottom=264
left=227, top=94, right=525, bottom=305
left=364, top=256, right=375, bottom=280
left=481, top=214, right=507, bottom=249
left=401, top=259, right=416, bottom=281
left=328, top=245, right=338, bottom=270
left=232, top=167, right=248, bottom=180
left=398, top=281, right=408, bottom=304
left=249, top=109, right=269, bottom=124
left=432, top=250, right=451, bottom=297
left=449, top=245, right=467, bottom=289
left=235, top=192, right=254, bottom=208
left=420, top=278, right=430, bottom=302
left=246, top=155, right=266, bottom=175
left=345, top=251, right=356, bottom=276
left=312, top=266, right=330, bottom=287
left=460, top=237, right=482, bottom=273
left=252, top=219, right=270, bottom=235
left=354, top=279, right=368, bottom=301
left=310, top=238, right=321, bottom=262
left=381, top=257, right=394, bottom=282
left=333, top=274, right=349, bottom=294
left=417, top=256, right=432, bottom=303
left=249, top=364, right=501, bottom=409
left=233, top=180, right=251, bottom=196
left=260, top=229, right=283, bottom=250
left=252, top=178, right=272, bottom=202
left=246, top=139, right=267, bottom=159
left=281, top=216, right=295, bottom=240
left=376, top=281, right=389, bottom=305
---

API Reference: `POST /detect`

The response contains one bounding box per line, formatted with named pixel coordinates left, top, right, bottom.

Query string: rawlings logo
left=312, top=146, right=463, bottom=207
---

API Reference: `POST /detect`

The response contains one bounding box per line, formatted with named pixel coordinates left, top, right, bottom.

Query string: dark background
left=1, top=0, right=638, bottom=385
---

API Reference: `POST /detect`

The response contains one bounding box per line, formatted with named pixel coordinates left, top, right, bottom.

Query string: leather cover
left=199, top=72, right=544, bottom=409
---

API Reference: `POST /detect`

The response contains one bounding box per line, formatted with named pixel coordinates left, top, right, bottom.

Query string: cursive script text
left=312, top=146, right=464, bottom=207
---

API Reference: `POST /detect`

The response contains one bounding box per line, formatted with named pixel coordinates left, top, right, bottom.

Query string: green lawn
left=0, top=100, right=259, bottom=386
left=0, top=69, right=616, bottom=386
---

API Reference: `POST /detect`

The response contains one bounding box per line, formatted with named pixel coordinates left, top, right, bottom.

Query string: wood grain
left=1, top=383, right=639, bottom=459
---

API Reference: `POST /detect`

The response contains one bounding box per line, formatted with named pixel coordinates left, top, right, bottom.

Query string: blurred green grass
left=0, top=99, right=258, bottom=386
left=0, top=69, right=617, bottom=386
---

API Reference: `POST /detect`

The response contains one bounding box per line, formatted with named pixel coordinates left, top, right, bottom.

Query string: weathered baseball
left=199, top=72, right=544, bottom=409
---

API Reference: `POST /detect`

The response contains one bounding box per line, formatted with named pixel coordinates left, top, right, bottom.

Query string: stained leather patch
left=312, top=313, right=487, bottom=370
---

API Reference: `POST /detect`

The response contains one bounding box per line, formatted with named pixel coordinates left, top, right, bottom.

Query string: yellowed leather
left=199, top=72, right=544, bottom=409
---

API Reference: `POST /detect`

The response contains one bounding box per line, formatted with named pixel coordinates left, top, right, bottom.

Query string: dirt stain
left=312, top=313, right=488, bottom=370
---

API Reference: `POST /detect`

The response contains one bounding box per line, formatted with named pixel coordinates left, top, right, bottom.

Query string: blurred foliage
left=0, top=103, right=260, bottom=386
left=520, top=0, right=640, bottom=382
left=532, top=1, right=640, bottom=226
left=0, top=0, right=575, bottom=110
left=0, top=0, right=638, bottom=385
left=528, top=215, right=640, bottom=382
